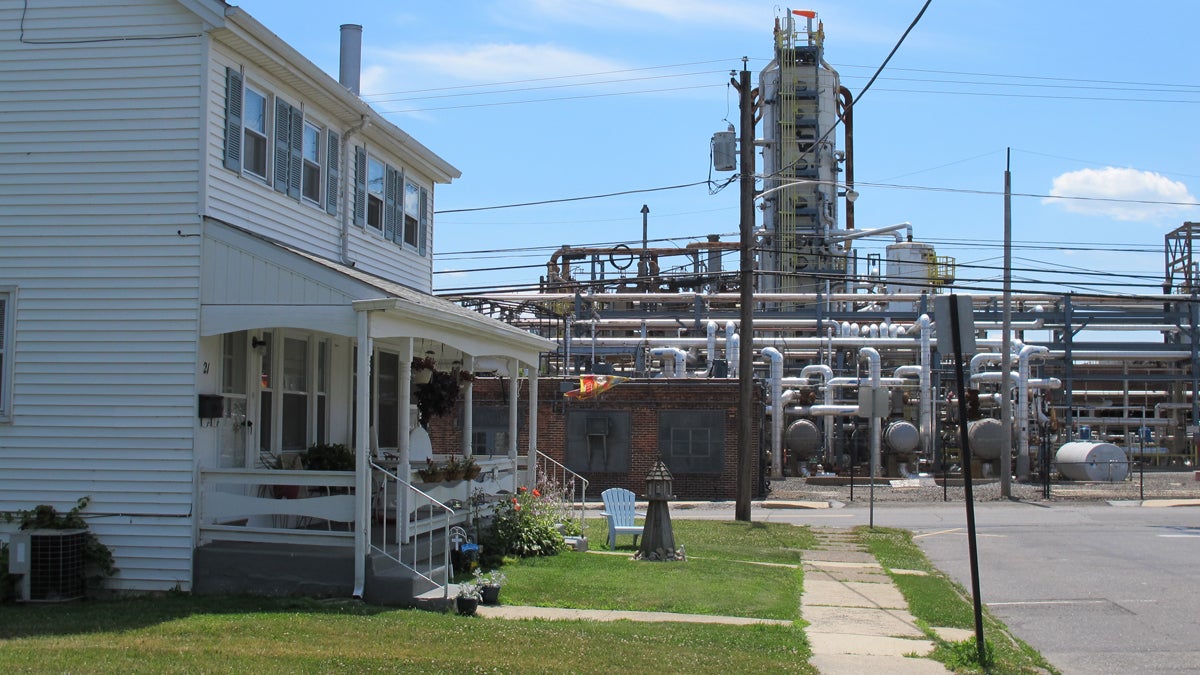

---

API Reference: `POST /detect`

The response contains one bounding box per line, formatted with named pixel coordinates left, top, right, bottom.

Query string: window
left=243, top=87, right=268, bottom=179
left=223, top=68, right=339, bottom=215
left=403, top=180, right=420, bottom=246
left=351, top=147, right=431, bottom=256
left=366, top=156, right=385, bottom=231
left=302, top=121, right=322, bottom=204
left=657, top=410, right=724, bottom=474
left=0, top=289, right=11, bottom=421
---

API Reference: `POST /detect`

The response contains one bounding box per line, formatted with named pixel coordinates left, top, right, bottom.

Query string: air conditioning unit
left=8, top=529, right=87, bottom=602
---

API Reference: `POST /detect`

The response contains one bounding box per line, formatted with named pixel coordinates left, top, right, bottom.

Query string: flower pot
left=480, top=585, right=501, bottom=605
left=456, top=596, right=479, bottom=616
left=417, top=469, right=445, bottom=483
left=444, top=468, right=466, bottom=481
left=464, top=465, right=482, bottom=480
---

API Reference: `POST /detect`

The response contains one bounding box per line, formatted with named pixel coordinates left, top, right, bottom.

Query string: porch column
left=399, top=339, right=413, bottom=543
left=353, top=308, right=373, bottom=598
left=508, top=357, right=520, bottom=493
left=527, top=366, right=539, bottom=487
left=461, top=355, right=474, bottom=458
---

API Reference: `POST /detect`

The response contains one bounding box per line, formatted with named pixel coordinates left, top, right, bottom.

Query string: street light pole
left=734, top=60, right=755, bottom=522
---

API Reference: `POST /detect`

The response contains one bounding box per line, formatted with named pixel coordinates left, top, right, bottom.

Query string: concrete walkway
left=469, top=526, right=973, bottom=674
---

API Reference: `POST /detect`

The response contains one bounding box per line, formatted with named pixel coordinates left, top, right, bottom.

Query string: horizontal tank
left=785, top=419, right=822, bottom=458
left=884, top=420, right=919, bottom=455
left=1055, top=442, right=1129, bottom=482
left=967, top=418, right=1006, bottom=461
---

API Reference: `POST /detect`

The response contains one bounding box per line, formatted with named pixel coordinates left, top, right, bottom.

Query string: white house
left=0, top=0, right=553, bottom=600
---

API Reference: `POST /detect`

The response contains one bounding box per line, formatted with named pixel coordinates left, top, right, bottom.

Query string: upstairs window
left=403, top=180, right=420, bottom=247
left=302, top=121, right=322, bottom=204
left=223, top=67, right=339, bottom=215
left=243, top=87, right=268, bottom=180
left=366, top=156, right=385, bottom=232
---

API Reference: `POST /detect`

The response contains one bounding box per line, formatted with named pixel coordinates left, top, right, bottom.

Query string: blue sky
left=234, top=1, right=1200, bottom=296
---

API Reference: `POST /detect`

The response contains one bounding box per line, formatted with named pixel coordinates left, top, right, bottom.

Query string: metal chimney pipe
left=339, top=24, right=363, bottom=95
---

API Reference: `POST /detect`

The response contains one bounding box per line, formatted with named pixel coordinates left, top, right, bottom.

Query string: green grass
left=0, top=596, right=813, bottom=674
left=859, top=526, right=1059, bottom=674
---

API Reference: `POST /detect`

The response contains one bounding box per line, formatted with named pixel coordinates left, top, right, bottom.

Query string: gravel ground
left=763, top=470, right=1200, bottom=505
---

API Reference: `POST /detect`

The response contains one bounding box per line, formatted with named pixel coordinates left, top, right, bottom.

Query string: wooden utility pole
left=734, top=61, right=755, bottom=522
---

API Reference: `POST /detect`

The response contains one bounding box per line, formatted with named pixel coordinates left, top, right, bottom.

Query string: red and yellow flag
left=563, top=374, right=630, bottom=400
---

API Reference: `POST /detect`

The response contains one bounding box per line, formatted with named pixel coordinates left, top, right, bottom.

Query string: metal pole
left=1000, top=149, right=1014, bottom=494
left=641, top=204, right=649, bottom=251
left=949, top=295, right=987, bottom=665
left=735, top=61, right=756, bottom=522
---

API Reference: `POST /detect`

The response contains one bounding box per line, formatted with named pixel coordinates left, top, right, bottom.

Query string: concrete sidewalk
left=468, top=526, right=969, bottom=674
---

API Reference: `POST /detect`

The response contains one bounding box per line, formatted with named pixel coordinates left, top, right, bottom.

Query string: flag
left=564, top=374, right=630, bottom=400
left=793, top=9, right=817, bottom=19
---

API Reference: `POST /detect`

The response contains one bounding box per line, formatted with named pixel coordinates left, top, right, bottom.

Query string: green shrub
left=303, top=443, right=354, bottom=471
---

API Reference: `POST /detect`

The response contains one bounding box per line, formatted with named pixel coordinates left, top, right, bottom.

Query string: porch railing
left=530, top=452, right=589, bottom=536
left=370, top=461, right=453, bottom=602
left=197, top=468, right=355, bottom=546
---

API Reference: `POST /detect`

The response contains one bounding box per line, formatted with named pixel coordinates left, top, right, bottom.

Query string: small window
left=243, top=87, right=268, bottom=179
left=302, top=121, right=322, bottom=204
left=403, top=180, right=420, bottom=246
left=0, top=289, right=11, bottom=421
left=366, top=156, right=385, bottom=231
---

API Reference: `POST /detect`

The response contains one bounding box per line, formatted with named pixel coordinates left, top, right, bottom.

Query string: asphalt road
left=675, top=500, right=1200, bottom=674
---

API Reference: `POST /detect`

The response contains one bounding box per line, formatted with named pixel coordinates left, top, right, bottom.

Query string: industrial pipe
left=859, top=347, right=882, bottom=476
left=762, top=347, right=785, bottom=478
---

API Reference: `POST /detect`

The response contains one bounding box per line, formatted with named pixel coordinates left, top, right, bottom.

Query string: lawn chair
left=600, top=487, right=645, bottom=550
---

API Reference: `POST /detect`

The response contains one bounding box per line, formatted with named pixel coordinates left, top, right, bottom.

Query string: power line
left=435, top=180, right=717, bottom=214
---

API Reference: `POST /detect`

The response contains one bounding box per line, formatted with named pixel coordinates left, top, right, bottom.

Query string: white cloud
left=1044, top=167, right=1198, bottom=223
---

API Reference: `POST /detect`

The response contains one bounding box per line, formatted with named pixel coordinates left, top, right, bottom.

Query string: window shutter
left=352, top=145, right=366, bottom=227
left=418, top=187, right=429, bottom=256
left=383, top=165, right=399, bottom=242
left=287, top=106, right=303, bottom=199
left=273, top=99, right=291, bottom=194
left=223, top=68, right=243, bottom=172
left=325, top=130, right=340, bottom=216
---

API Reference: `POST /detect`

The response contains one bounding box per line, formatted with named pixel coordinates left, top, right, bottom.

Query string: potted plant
left=303, top=443, right=354, bottom=471
left=473, top=569, right=507, bottom=605
left=411, top=353, right=437, bottom=385
left=444, top=456, right=466, bottom=481
left=414, top=369, right=461, bottom=428
left=462, top=455, right=481, bottom=480
left=455, top=581, right=481, bottom=616
left=417, top=458, right=445, bottom=483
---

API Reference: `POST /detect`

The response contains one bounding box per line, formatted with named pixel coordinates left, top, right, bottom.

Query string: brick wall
left=424, top=377, right=765, bottom=500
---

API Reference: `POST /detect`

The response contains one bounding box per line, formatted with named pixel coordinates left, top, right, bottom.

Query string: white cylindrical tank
left=967, top=418, right=1006, bottom=460
left=886, top=241, right=936, bottom=296
left=1055, top=442, right=1129, bottom=482
left=884, top=420, right=919, bottom=455
left=785, top=419, right=822, bottom=458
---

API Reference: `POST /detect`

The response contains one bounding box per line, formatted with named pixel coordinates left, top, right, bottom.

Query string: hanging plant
left=411, top=355, right=437, bottom=385
left=415, top=369, right=460, bottom=428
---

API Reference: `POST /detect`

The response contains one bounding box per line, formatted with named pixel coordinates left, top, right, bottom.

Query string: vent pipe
left=339, top=24, right=363, bottom=95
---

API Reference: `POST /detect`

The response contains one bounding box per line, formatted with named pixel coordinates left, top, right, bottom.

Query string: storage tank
left=785, top=419, right=822, bottom=458
left=1055, top=442, right=1129, bottom=482
left=966, top=418, right=1006, bottom=461
left=883, top=420, right=919, bottom=455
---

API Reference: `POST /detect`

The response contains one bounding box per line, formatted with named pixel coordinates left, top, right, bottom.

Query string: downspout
left=339, top=115, right=370, bottom=265
left=859, top=347, right=882, bottom=476
left=762, top=347, right=785, bottom=478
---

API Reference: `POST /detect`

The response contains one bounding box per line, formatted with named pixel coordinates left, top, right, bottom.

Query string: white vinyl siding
left=0, top=0, right=205, bottom=591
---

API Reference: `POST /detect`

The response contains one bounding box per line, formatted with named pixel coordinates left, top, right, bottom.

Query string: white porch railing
left=529, top=452, right=589, bottom=535
left=370, top=462, right=454, bottom=601
left=197, top=468, right=355, bottom=546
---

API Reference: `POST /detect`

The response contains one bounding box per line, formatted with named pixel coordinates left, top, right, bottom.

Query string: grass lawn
left=0, top=519, right=817, bottom=674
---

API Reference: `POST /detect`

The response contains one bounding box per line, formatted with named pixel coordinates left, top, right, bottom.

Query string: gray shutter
left=325, top=130, right=340, bottom=216
left=418, top=187, right=429, bottom=256
left=287, top=106, right=303, bottom=199
left=273, top=99, right=291, bottom=194
left=223, top=68, right=243, bottom=172
left=352, top=145, right=366, bottom=227
left=383, top=165, right=398, bottom=242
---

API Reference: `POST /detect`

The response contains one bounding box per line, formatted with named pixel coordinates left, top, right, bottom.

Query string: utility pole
left=734, top=60, right=755, bottom=522
left=1000, top=149, right=1013, bottom=496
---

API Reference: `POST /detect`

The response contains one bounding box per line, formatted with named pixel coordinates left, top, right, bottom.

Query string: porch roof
left=200, top=219, right=554, bottom=364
